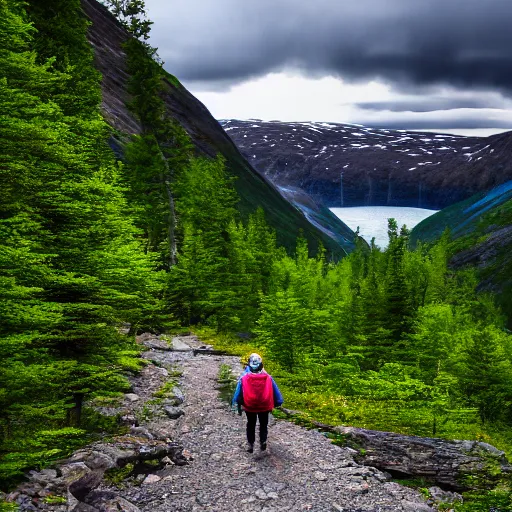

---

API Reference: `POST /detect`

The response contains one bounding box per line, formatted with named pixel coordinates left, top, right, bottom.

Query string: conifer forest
left=1, top=0, right=512, bottom=509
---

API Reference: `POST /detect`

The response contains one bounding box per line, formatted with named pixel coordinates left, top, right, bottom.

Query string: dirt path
left=115, top=336, right=434, bottom=512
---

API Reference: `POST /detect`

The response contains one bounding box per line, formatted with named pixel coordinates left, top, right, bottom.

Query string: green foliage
left=0, top=0, right=163, bottom=487
left=104, top=463, right=135, bottom=485
left=42, top=495, right=67, bottom=505
left=0, top=503, right=18, bottom=512
left=152, top=378, right=179, bottom=399
left=100, top=0, right=153, bottom=40
left=203, top=215, right=512, bottom=472
left=2, top=0, right=512, bottom=497
left=453, top=489, right=512, bottom=511
left=0, top=427, right=87, bottom=484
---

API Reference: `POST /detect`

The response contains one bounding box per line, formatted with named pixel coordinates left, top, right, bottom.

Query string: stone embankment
left=7, top=333, right=506, bottom=511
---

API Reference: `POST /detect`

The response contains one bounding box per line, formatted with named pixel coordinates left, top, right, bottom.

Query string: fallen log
left=193, top=348, right=231, bottom=356
left=277, top=408, right=512, bottom=491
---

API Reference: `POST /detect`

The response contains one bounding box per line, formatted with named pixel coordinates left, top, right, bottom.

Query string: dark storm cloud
left=147, top=0, right=512, bottom=94
left=356, top=97, right=511, bottom=113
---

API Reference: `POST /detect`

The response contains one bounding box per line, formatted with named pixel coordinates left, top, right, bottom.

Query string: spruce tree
left=0, top=0, right=158, bottom=479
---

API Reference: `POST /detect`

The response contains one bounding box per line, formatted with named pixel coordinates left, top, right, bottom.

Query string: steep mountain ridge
left=83, top=0, right=355, bottom=256
left=220, top=119, right=512, bottom=210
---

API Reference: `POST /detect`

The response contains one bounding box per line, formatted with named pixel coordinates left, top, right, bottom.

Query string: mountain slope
left=83, top=0, right=354, bottom=257
left=411, top=182, right=512, bottom=325
left=220, top=119, right=512, bottom=210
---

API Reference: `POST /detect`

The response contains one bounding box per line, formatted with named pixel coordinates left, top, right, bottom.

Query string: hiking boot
left=260, top=442, right=267, bottom=451
left=246, top=442, right=254, bottom=453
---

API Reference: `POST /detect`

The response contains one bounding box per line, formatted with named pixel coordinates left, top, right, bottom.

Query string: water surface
left=330, top=206, right=438, bottom=248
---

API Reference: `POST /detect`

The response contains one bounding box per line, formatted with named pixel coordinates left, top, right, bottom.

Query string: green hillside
left=411, top=181, right=512, bottom=325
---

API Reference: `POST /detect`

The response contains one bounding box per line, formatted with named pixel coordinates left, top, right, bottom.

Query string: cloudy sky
left=144, top=0, right=512, bottom=136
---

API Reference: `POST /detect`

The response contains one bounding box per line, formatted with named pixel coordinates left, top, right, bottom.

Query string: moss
left=217, top=364, right=237, bottom=404
left=42, top=495, right=67, bottom=505
left=152, top=379, right=179, bottom=399
left=104, top=463, right=134, bottom=485
left=0, top=503, right=18, bottom=512
left=161, top=69, right=182, bottom=89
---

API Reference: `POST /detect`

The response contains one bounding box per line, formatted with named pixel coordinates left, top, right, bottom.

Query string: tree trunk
left=158, top=149, right=177, bottom=267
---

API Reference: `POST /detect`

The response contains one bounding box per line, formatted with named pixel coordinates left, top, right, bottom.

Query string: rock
left=171, top=337, right=192, bottom=351
left=60, top=462, right=91, bottom=481
left=67, top=488, right=80, bottom=510
left=142, top=474, right=161, bottom=484
left=335, top=425, right=511, bottom=490
left=6, top=491, right=20, bottom=502
left=68, top=469, right=105, bottom=501
left=314, top=471, right=327, bottom=481
left=72, top=503, right=99, bottom=512
left=254, top=489, right=269, bottom=500
left=210, top=453, right=222, bottom=461
left=85, top=491, right=141, bottom=512
left=68, top=449, right=116, bottom=471
left=428, top=486, right=463, bottom=505
left=347, top=482, right=369, bottom=494
left=170, top=386, right=185, bottom=404
left=267, top=492, right=279, bottom=499
left=164, top=406, right=185, bottom=419
left=163, top=395, right=182, bottom=407
left=182, top=449, right=193, bottom=460
left=124, top=393, right=140, bottom=402
left=138, top=335, right=172, bottom=351
left=119, top=414, right=138, bottom=426
left=129, top=426, right=154, bottom=439
left=29, top=468, right=58, bottom=484
left=401, top=500, right=433, bottom=512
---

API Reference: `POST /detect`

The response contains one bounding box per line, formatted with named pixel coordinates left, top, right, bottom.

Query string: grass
left=199, top=327, right=512, bottom=508
left=217, top=363, right=238, bottom=405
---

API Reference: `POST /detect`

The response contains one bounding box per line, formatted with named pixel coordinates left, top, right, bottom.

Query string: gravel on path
left=114, top=337, right=434, bottom=512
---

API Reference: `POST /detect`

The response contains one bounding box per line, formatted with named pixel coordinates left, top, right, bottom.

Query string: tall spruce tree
left=0, top=0, right=158, bottom=480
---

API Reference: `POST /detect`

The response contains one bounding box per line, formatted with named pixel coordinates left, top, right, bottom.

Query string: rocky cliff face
left=81, top=0, right=354, bottom=257
left=220, top=119, right=512, bottom=211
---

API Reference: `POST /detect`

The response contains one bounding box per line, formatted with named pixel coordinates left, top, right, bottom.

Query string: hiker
left=232, top=353, right=284, bottom=453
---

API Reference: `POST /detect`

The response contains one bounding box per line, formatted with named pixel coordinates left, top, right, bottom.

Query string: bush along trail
left=3, top=333, right=462, bottom=512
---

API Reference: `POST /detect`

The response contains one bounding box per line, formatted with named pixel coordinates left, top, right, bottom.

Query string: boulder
left=69, top=470, right=105, bottom=501
left=5, top=433, right=185, bottom=509
left=85, top=491, right=141, bottom=512
left=164, top=406, right=185, bottom=419
left=336, top=426, right=511, bottom=490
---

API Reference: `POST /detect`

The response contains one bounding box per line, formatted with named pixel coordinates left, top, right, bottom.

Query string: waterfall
left=387, top=172, right=392, bottom=204
left=366, top=173, right=373, bottom=206
left=340, top=172, right=344, bottom=207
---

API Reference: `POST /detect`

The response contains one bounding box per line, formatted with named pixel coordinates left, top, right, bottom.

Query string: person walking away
left=232, top=353, right=283, bottom=453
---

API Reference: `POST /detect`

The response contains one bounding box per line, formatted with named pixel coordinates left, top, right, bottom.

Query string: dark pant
left=245, top=411, right=269, bottom=445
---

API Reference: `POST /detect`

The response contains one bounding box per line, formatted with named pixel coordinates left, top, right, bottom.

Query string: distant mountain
left=220, top=119, right=512, bottom=210
left=83, top=1, right=354, bottom=257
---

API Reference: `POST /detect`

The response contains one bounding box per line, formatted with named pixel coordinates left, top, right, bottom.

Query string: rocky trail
left=132, top=336, right=435, bottom=512
left=6, top=334, right=458, bottom=511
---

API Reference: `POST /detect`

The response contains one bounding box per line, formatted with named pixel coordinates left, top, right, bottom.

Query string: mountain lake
left=330, top=206, right=439, bottom=248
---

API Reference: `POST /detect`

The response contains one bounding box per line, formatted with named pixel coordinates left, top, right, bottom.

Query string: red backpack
left=241, top=372, right=274, bottom=412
